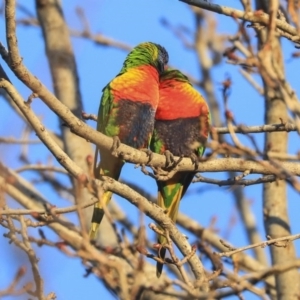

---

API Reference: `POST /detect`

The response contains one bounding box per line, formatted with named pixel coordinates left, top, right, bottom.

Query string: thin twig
left=0, top=137, right=41, bottom=144
left=214, top=122, right=296, bottom=134
left=193, top=174, right=278, bottom=186
left=0, top=198, right=98, bottom=216
left=15, top=165, right=68, bottom=174
left=216, top=233, right=300, bottom=257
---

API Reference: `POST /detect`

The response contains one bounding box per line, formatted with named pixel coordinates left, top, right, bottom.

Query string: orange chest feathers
left=156, top=80, right=208, bottom=120
left=110, top=65, right=159, bottom=108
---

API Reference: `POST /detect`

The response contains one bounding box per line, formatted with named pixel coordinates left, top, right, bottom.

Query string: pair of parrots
left=89, top=42, right=210, bottom=277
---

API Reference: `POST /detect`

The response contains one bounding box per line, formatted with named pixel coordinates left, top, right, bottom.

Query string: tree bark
left=193, top=8, right=267, bottom=265
left=255, top=0, right=300, bottom=298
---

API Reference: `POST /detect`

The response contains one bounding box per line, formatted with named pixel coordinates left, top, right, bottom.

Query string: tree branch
left=180, top=0, right=300, bottom=43
left=215, top=122, right=296, bottom=134
left=217, top=233, right=300, bottom=257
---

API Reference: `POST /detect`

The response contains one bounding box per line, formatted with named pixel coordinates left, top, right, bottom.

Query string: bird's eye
left=157, top=51, right=168, bottom=74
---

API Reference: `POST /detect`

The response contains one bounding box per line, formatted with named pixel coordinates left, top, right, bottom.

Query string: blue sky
left=1, top=0, right=300, bottom=299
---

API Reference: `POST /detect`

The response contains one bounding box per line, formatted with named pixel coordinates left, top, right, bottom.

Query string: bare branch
left=193, top=174, right=279, bottom=186
left=180, top=0, right=300, bottom=43
left=0, top=137, right=41, bottom=144
left=217, top=233, right=300, bottom=257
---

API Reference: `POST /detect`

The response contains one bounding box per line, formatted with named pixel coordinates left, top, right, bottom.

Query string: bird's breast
left=115, top=99, right=156, bottom=149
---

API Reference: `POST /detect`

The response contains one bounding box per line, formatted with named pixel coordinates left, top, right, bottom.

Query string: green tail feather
left=89, top=151, right=123, bottom=240
left=89, top=191, right=112, bottom=240
left=156, top=182, right=184, bottom=277
left=156, top=247, right=166, bottom=278
left=89, top=208, right=104, bottom=240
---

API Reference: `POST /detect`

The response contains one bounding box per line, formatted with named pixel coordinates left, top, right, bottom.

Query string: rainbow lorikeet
left=150, top=69, right=210, bottom=277
left=90, top=42, right=169, bottom=239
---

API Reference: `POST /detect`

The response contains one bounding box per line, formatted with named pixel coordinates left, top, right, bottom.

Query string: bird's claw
left=140, top=164, right=149, bottom=175
left=111, top=136, right=121, bottom=156
left=140, top=148, right=154, bottom=164
left=173, top=154, right=184, bottom=168
left=190, top=153, right=200, bottom=170
left=164, top=150, right=175, bottom=167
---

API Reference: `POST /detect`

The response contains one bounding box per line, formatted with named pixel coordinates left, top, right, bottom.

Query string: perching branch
left=1, top=79, right=300, bottom=179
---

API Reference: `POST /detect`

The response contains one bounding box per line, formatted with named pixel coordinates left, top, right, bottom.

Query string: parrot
left=150, top=69, right=211, bottom=277
left=90, top=42, right=169, bottom=240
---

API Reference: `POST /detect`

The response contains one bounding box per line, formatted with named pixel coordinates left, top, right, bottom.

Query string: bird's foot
left=140, top=164, right=149, bottom=175
left=190, top=153, right=200, bottom=170
left=140, top=148, right=154, bottom=164
left=140, top=164, right=157, bottom=179
left=134, top=149, right=156, bottom=178
left=164, top=150, right=175, bottom=167
left=111, top=136, right=121, bottom=156
left=173, top=154, right=184, bottom=168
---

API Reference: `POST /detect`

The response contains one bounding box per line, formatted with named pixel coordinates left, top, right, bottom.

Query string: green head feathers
left=160, top=68, right=190, bottom=84
left=121, top=42, right=169, bottom=74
